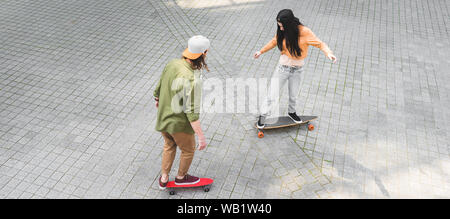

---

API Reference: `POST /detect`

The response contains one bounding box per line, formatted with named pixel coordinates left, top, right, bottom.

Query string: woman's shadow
left=333, top=149, right=390, bottom=198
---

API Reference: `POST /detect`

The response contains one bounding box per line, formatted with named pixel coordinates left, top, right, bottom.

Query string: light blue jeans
left=260, top=64, right=303, bottom=116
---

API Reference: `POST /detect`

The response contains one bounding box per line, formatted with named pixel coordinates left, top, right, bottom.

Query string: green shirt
left=153, top=59, right=201, bottom=134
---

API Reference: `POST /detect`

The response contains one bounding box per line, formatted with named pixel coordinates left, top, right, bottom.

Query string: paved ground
left=1, top=0, right=449, bottom=198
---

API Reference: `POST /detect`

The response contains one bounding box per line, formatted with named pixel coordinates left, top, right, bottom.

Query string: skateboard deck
left=255, top=116, right=317, bottom=138
left=166, top=178, right=213, bottom=195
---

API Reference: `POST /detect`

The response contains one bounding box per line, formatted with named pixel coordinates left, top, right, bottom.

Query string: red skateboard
left=166, top=178, right=213, bottom=195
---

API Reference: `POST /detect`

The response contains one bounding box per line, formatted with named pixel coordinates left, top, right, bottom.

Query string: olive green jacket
left=153, top=59, right=201, bottom=134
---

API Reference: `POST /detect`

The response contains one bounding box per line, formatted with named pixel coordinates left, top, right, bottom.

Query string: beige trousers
left=161, top=132, right=196, bottom=177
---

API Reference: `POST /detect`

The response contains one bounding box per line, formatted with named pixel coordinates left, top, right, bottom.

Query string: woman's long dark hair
left=276, top=9, right=303, bottom=58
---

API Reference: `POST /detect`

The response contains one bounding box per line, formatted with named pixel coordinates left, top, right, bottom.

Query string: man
left=154, top=35, right=210, bottom=189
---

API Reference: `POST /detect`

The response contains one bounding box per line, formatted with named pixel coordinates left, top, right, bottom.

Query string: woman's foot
left=257, top=115, right=265, bottom=129
left=175, top=174, right=200, bottom=185
left=288, top=112, right=303, bottom=123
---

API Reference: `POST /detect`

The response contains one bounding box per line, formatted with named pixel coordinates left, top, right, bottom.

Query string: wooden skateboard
left=255, top=116, right=318, bottom=138
left=166, top=178, right=213, bottom=195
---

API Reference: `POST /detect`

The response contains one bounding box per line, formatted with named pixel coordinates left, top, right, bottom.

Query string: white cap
left=182, top=35, right=210, bottom=59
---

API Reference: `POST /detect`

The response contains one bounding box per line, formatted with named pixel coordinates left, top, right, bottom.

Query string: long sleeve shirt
left=153, top=59, right=201, bottom=134
left=260, top=25, right=332, bottom=65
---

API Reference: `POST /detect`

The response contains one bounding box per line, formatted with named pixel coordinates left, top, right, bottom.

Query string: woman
left=254, top=9, right=337, bottom=128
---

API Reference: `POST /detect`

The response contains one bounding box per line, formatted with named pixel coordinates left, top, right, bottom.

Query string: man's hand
left=197, top=135, right=207, bottom=151
left=155, top=97, right=159, bottom=108
left=190, top=120, right=206, bottom=151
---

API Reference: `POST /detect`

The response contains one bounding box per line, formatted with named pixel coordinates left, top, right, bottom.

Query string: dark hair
left=276, top=9, right=303, bottom=58
left=184, top=54, right=209, bottom=71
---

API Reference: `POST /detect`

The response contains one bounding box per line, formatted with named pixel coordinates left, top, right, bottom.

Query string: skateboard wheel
left=204, top=187, right=210, bottom=192
left=257, top=131, right=264, bottom=138
left=308, top=124, right=314, bottom=131
left=169, top=190, right=175, bottom=195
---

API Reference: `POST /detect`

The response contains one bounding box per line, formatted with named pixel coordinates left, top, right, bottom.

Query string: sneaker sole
left=174, top=179, right=200, bottom=186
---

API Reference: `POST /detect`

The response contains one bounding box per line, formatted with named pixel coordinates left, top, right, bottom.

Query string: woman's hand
left=253, top=51, right=261, bottom=59
left=327, top=54, right=337, bottom=63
